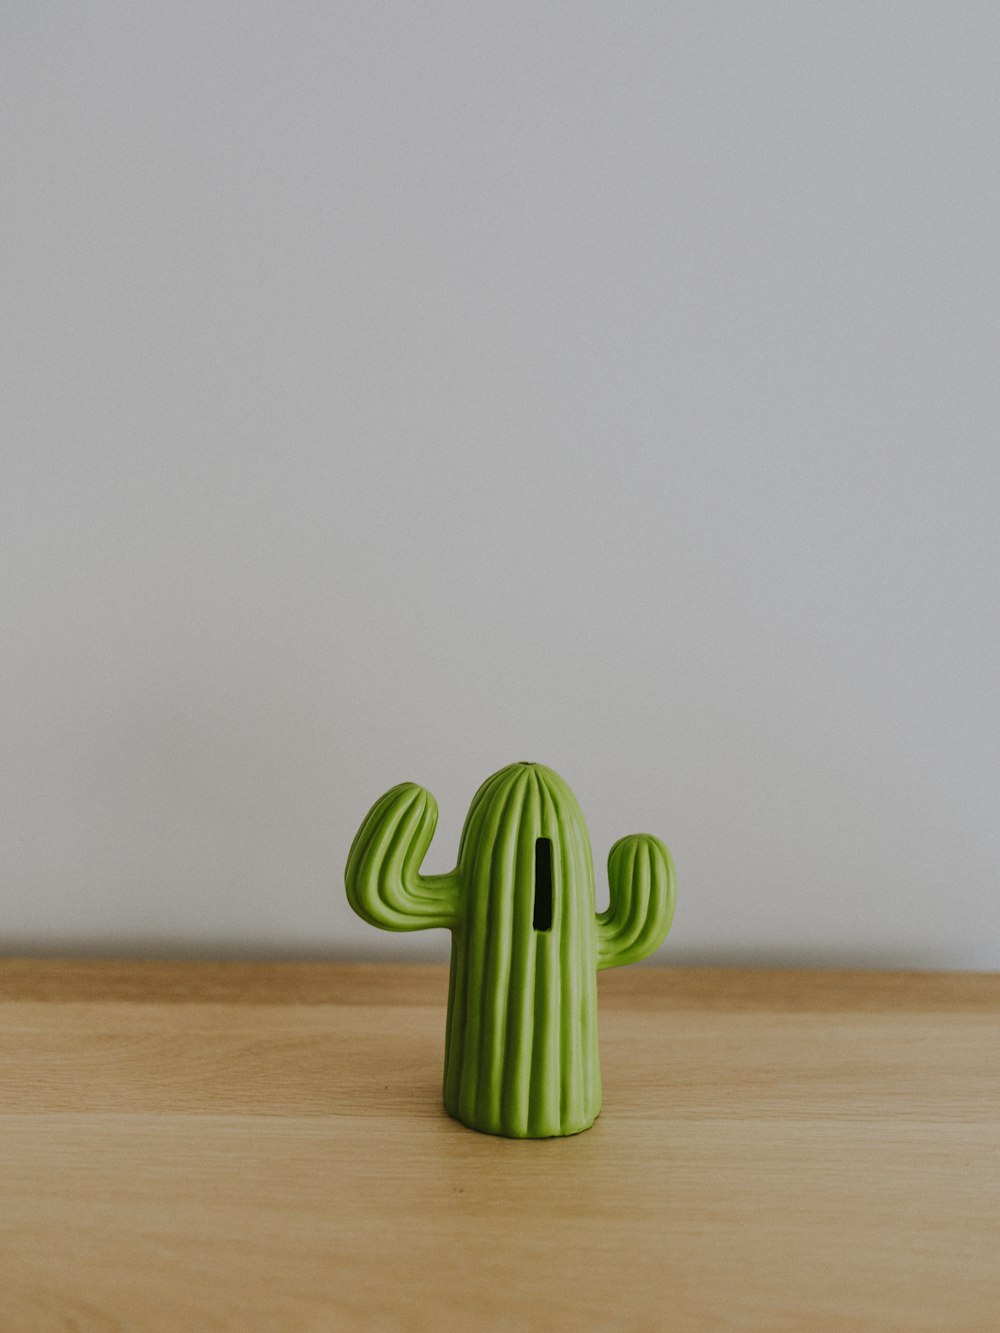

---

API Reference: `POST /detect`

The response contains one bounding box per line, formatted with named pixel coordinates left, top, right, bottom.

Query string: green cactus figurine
left=345, top=761, right=676, bottom=1139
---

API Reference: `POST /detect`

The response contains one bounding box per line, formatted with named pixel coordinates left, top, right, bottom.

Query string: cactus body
left=345, top=762, right=676, bottom=1138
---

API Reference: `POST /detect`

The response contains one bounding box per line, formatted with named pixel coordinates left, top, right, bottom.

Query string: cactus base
left=444, top=1102, right=600, bottom=1139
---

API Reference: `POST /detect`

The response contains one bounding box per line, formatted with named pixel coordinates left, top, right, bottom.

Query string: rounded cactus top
left=456, top=761, right=592, bottom=880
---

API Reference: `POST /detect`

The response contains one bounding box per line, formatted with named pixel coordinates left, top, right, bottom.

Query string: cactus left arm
left=596, top=833, right=676, bottom=970
left=345, top=783, right=459, bottom=931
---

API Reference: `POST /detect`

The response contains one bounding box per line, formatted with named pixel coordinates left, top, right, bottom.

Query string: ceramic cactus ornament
left=345, top=761, right=676, bottom=1139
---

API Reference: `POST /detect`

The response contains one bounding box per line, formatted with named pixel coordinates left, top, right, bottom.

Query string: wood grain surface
left=1, top=960, right=997, bottom=1331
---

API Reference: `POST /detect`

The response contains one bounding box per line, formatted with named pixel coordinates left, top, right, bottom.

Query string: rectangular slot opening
left=533, top=837, right=553, bottom=932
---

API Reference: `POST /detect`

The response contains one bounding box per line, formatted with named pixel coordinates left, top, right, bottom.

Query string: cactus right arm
left=596, top=833, right=676, bottom=969
left=345, top=783, right=460, bottom=931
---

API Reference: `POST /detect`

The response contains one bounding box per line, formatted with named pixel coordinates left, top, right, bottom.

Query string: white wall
left=2, top=3, right=998, bottom=968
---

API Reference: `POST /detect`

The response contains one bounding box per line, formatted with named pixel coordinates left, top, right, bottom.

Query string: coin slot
left=533, top=838, right=553, bottom=932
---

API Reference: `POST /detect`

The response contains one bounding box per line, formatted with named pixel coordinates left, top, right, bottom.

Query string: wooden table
left=1, top=961, right=997, bottom=1331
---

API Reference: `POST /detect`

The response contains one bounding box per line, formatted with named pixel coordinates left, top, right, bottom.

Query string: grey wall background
left=2, top=3, right=998, bottom=967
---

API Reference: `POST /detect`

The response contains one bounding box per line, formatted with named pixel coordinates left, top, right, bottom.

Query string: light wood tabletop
left=1, top=960, right=997, bottom=1331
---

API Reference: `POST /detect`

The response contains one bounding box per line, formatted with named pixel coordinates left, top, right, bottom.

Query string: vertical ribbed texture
left=596, top=834, right=676, bottom=970
left=344, top=762, right=676, bottom=1138
left=345, top=783, right=458, bottom=931
left=443, top=763, right=600, bottom=1138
